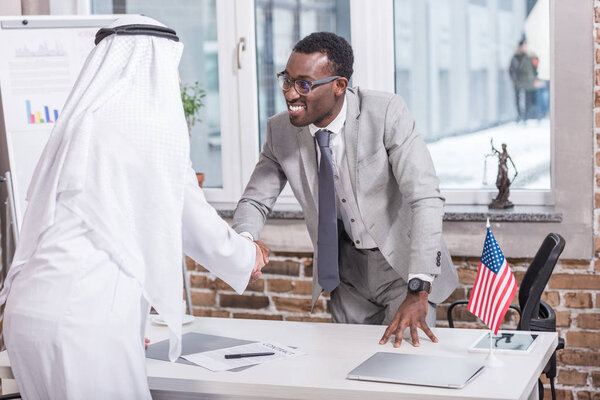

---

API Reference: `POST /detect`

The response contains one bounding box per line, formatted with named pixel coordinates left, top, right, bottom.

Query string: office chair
left=447, top=233, right=566, bottom=400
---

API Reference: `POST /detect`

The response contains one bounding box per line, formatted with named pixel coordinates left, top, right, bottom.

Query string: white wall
left=0, top=0, right=21, bottom=15
left=49, top=0, right=89, bottom=15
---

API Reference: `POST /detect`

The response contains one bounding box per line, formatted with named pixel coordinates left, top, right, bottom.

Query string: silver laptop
left=347, top=352, right=486, bottom=389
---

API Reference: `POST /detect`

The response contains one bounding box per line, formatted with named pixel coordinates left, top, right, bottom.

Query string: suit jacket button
left=437, top=251, right=441, bottom=256
left=436, top=261, right=441, bottom=267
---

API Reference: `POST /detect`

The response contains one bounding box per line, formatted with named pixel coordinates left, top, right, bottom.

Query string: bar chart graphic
left=15, top=42, right=67, bottom=58
left=25, top=100, right=59, bottom=124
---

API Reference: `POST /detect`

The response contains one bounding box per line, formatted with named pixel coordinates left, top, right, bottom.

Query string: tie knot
left=315, top=129, right=331, bottom=148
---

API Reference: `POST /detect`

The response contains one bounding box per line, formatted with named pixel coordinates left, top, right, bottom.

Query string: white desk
left=0, top=317, right=557, bottom=400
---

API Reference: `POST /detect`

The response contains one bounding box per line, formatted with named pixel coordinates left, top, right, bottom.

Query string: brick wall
left=187, top=253, right=600, bottom=398
left=447, top=258, right=600, bottom=399
left=186, top=4, right=600, bottom=398
left=186, top=254, right=331, bottom=322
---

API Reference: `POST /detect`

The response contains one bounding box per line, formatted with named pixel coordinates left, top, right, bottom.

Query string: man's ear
left=334, top=77, right=348, bottom=96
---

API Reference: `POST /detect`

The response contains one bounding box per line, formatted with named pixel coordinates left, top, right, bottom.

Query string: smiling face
left=282, top=51, right=347, bottom=128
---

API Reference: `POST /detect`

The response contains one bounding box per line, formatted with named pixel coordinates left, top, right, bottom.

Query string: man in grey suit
left=233, top=32, right=458, bottom=347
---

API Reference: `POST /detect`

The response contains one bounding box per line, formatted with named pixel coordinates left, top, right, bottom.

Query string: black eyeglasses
left=276, top=72, right=341, bottom=96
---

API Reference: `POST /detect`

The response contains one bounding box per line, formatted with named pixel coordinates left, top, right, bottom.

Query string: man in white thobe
left=0, top=16, right=263, bottom=399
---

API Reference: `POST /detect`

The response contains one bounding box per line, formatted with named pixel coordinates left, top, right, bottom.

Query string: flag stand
left=470, top=219, right=514, bottom=369
left=486, top=331, right=503, bottom=367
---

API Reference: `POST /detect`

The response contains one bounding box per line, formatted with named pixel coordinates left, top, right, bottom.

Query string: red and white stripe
left=468, top=259, right=517, bottom=334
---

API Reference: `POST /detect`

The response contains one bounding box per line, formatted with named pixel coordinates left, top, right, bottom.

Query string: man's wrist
left=408, top=290, right=429, bottom=300
left=239, top=232, right=255, bottom=241
left=407, top=277, right=432, bottom=294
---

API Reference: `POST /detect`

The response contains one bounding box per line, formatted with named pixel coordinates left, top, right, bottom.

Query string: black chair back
left=517, top=233, right=565, bottom=331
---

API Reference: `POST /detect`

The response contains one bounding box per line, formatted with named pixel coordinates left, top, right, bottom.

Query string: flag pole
left=484, top=219, right=503, bottom=367
left=486, top=331, right=503, bottom=367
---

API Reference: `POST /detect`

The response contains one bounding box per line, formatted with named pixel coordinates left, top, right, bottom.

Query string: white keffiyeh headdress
left=2, top=15, right=189, bottom=361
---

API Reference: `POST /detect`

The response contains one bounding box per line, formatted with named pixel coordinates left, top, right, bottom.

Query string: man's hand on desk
left=379, top=291, right=438, bottom=348
left=248, top=239, right=270, bottom=283
left=145, top=338, right=150, bottom=350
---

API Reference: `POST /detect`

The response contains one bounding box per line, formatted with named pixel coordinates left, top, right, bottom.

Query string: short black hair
left=293, top=32, right=354, bottom=80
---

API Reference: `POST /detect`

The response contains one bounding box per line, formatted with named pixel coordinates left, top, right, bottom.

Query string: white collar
left=308, top=94, right=347, bottom=137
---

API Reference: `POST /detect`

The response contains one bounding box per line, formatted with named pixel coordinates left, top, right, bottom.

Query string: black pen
left=224, top=352, right=275, bottom=359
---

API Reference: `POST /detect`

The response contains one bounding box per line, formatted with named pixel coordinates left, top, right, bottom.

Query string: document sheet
left=146, top=332, right=255, bottom=365
left=182, top=341, right=305, bottom=371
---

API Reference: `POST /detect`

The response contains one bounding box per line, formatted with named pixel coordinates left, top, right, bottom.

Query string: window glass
left=91, top=0, right=223, bottom=188
left=393, top=0, right=550, bottom=191
left=255, top=0, right=351, bottom=149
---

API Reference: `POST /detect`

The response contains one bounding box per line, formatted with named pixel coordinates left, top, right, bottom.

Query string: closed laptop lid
left=347, top=352, right=486, bottom=389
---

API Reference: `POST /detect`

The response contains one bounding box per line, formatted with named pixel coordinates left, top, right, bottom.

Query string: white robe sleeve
left=182, top=169, right=256, bottom=294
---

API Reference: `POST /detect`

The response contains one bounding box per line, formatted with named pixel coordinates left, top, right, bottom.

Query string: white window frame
left=72, top=0, right=564, bottom=209
left=348, top=0, right=555, bottom=206
left=203, top=0, right=246, bottom=204
left=59, top=0, right=592, bottom=259
left=75, top=0, right=247, bottom=204
left=227, top=0, right=595, bottom=261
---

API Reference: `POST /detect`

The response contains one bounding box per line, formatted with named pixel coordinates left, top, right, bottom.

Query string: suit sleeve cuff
left=408, top=273, right=434, bottom=283
left=239, top=232, right=255, bottom=241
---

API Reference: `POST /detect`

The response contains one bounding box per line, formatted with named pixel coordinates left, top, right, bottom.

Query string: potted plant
left=181, top=81, right=206, bottom=187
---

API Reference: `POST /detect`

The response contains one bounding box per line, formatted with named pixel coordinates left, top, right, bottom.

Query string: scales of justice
left=483, top=139, right=518, bottom=209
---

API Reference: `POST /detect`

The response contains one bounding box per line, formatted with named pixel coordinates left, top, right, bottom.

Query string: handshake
left=246, top=238, right=270, bottom=283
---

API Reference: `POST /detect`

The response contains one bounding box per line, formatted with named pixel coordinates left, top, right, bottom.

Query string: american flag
left=468, top=225, right=517, bottom=334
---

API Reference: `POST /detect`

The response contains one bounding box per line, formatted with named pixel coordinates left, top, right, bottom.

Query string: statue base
left=488, top=199, right=514, bottom=209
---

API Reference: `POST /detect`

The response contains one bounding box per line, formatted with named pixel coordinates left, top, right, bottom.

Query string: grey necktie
left=315, top=129, right=339, bottom=293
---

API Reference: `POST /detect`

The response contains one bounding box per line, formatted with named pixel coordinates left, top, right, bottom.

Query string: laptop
left=347, top=352, right=486, bottom=389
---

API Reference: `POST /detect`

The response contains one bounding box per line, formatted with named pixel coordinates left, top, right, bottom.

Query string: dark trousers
left=515, top=88, right=537, bottom=121
left=329, top=229, right=436, bottom=326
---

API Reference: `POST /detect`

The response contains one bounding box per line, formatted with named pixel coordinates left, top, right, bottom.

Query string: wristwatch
left=408, top=278, right=431, bottom=294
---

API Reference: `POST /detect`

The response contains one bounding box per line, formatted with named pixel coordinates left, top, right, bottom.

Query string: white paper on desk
left=182, top=341, right=305, bottom=372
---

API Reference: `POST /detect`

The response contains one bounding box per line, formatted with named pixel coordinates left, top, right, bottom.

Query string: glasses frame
left=276, top=72, right=342, bottom=96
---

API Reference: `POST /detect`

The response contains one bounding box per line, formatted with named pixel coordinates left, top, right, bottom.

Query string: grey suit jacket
left=233, top=87, right=458, bottom=306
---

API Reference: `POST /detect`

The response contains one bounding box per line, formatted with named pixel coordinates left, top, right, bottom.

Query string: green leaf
left=180, top=81, right=206, bottom=134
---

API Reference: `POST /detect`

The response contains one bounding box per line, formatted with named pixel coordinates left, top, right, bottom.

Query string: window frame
left=79, top=0, right=557, bottom=207
left=443, top=0, right=593, bottom=260
left=228, top=0, right=594, bottom=260
left=386, top=0, right=555, bottom=206
left=74, top=0, right=593, bottom=260
left=234, top=0, right=559, bottom=208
